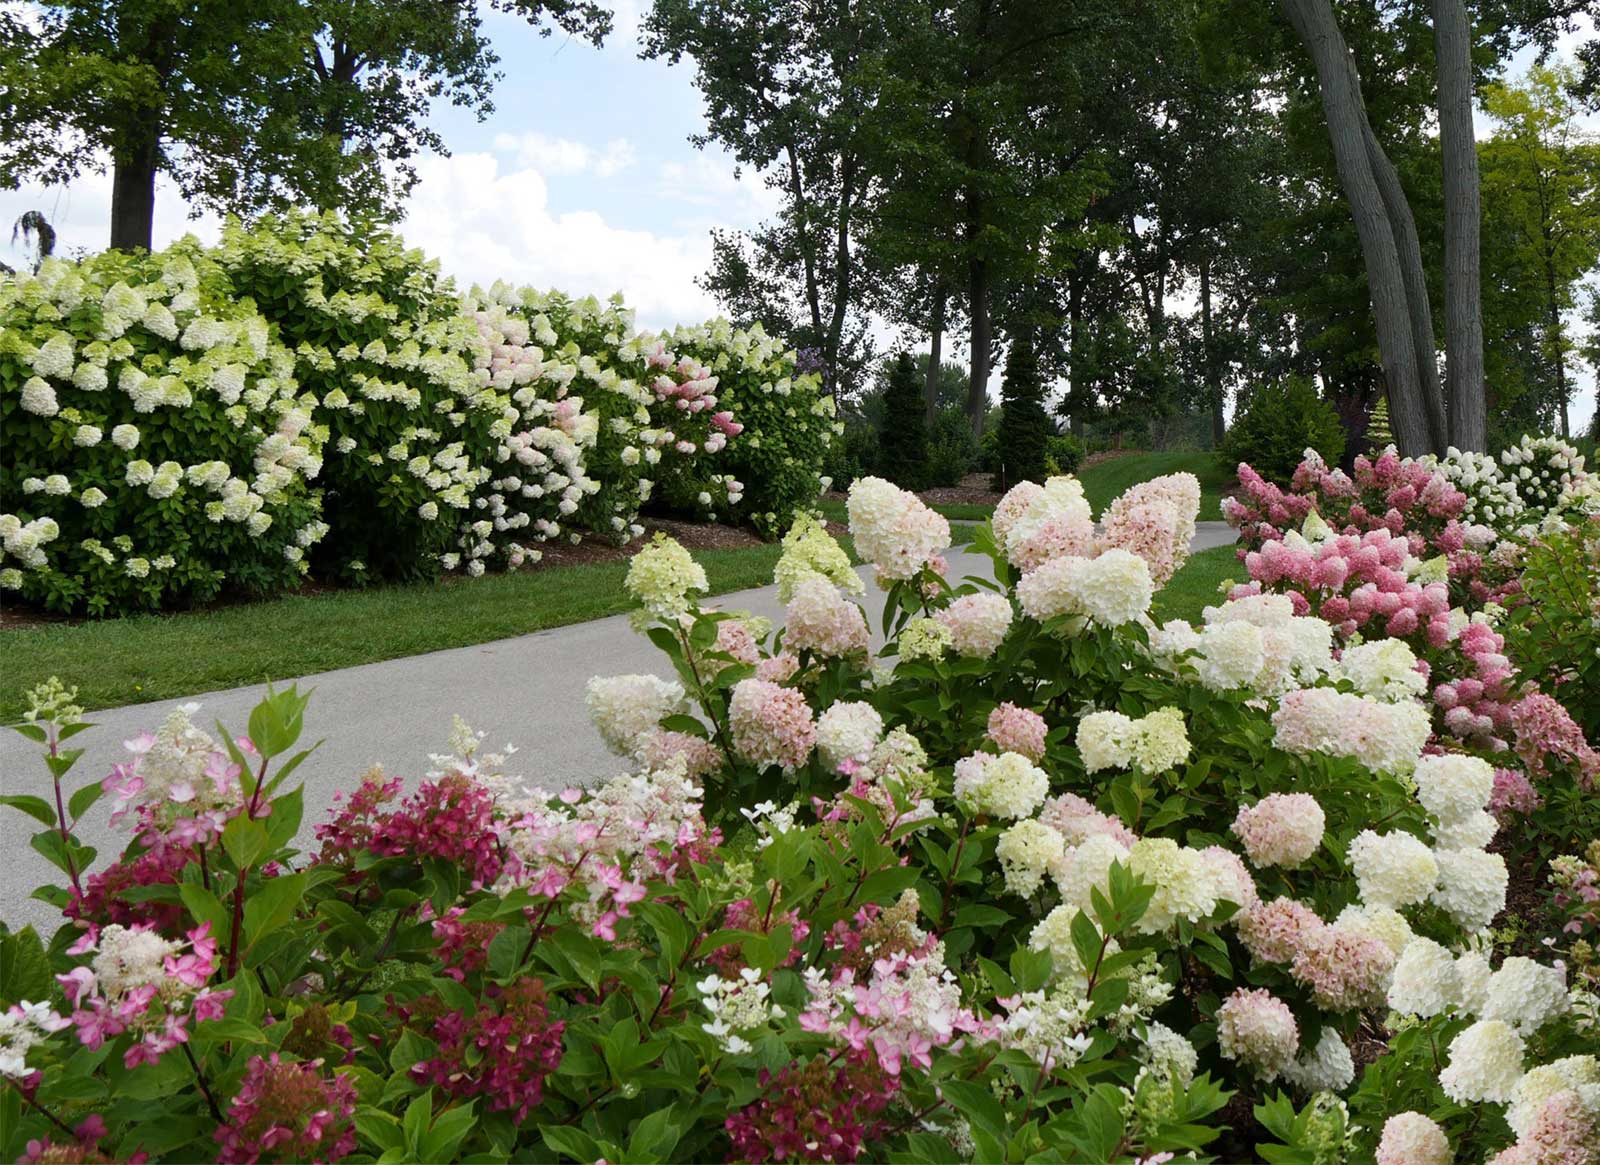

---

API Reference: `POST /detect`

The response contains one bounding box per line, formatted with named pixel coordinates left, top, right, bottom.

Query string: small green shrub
left=1221, top=376, right=1345, bottom=483
left=927, top=405, right=979, bottom=487
left=1044, top=432, right=1085, bottom=476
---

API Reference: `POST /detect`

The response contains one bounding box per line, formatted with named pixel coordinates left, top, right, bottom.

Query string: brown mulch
left=0, top=519, right=772, bottom=631
left=826, top=473, right=1003, bottom=511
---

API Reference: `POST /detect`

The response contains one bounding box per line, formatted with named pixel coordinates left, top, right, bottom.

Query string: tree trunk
left=822, top=154, right=858, bottom=397
left=1434, top=0, right=1486, bottom=451
left=967, top=256, right=991, bottom=438
left=925, top=283, right=945, bottom=428
left=1363, top=119, right=1448, bottom=451
left=1547, top=277, right=1570, bottom=436
left=1201, top=259, right=1225, bottom=447
left=110, top=120, right=160, bottom=252
left=1278, top=0, right=1435, bottom=457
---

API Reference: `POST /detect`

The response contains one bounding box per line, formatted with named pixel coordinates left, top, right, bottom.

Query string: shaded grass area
left=1151, top=544, right=1247, bottom=624
left=1078, top=452, right=1235, bottom=521
left=0, top=545, right=785, bottom=721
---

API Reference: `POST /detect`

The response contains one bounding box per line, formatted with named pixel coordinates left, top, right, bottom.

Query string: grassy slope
left=1077, top=452, right=1234, bottom=521
left=0, top=545, right=785, bottom=722
left=1150, top=544, right=1247, bottom=624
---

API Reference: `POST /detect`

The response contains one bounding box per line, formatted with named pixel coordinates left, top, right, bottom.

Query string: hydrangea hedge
left=4, top=467, right=1597, bottom=1163
left=1, top=212, right=838, bottom=612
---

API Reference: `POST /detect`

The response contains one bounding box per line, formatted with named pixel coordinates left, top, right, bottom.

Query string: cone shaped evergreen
left=992, top=333, right=1053, bottom=489
left=878, top=351, right=931, bottom=488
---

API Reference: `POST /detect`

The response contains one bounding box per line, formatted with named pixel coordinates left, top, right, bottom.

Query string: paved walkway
left=0, top=522, right=1238, bottom=931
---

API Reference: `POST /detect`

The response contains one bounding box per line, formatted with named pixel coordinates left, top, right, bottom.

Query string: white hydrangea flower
left=1439, top=1019, right=1524, bottom=1103
left=815, top=701, right=883, bottom=769
left=1430, top=848, right=1507, bottom=932
left=1348, top=830, right=1438, bottom=908
left=1387, top=937, right=1459, bottom=1017
left=1480, top=957, right=1569, bottom=1034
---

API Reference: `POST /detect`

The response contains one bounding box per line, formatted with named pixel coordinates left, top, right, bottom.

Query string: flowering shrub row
left=1, top=212, right=837, bottom=611
left=3, top=468, right=1595, bottom=1162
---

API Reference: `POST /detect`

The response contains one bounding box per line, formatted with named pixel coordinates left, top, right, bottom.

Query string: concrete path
left=0, top=522, right=1237, bottom=932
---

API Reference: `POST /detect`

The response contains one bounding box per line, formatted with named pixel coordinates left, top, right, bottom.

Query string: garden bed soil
left=825, top=473, right=1003, bottom=512
left=0, top=518, right=770, bottom=631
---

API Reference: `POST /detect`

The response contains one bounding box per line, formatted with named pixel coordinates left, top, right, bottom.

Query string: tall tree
left=876, top=352, right=931, bottom=487
left=1276, top=0, right=1449, bottom=456
left=1435, top=0, right=1486, bottom=450
left=991, top=329, right=1052, bottom=488
left=0, top=1, right=609, bottom=251
left=1, top=0, right=313, bottom=250
left=645, top=0, right=883, bottom=395
left=1481, top=63, right=1600, bottom=437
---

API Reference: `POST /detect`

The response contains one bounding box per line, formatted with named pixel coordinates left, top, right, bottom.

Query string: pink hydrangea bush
left=1225, top=446, right=1600, bottom=839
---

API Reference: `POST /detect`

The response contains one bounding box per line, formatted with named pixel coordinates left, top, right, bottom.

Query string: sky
left=0, top=3, right=1594, bottom=432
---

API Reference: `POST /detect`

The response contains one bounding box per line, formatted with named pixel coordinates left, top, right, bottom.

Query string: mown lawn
left=1150, top=544, right=1247, bottom=624
left=0, top=545, right=786, bottom=721
left=1078, top=451, right=1235, bottom=521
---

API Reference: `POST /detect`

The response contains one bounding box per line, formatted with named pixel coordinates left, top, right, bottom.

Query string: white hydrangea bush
left=1, top=247, right=324, bottom=613
left=207, top=211, right=508, bottom=581
left=659, top=319, right=840, bottom=538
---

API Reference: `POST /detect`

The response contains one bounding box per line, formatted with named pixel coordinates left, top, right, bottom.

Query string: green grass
left=0, top=545, right=786, bottom=722
left=1150, top=544, right=1247, bottom=624
left=1077, top=451, right=1235, bottom=521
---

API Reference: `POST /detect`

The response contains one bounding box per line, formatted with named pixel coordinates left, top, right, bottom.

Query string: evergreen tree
left=876, top=352, right=930, bottom=489
left=992, top=334, right=1053, bottom=490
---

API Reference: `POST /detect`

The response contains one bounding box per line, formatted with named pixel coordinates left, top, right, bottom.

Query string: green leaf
left=67, top=780, right=105, bottom=821
left=0, top=927, right=51, bottom=1004
left=402, top=1090, right=432, bottom=1155
left=221, top=815, right=270, bottom=870
left=542, top=1126, right=606, bottom=1163
left=355, top=1109, right=405, bottom=1155
left=243, top=871, right=307, bottom=948
left=1, top=795, right=58, bottom=828
left=420, top=1103, right=478, bottom=1160
left=1069, top=909, right=1101, bottom=977
left=179, top=882, right=230, bottom=937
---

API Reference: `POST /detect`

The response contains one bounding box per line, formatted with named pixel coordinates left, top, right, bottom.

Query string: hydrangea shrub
left=7, top=467, right=1594, bottom=1161
left=0, top=248, right=325, bottom=614
left=4, top=216, right=834, bottom=611
left=207, top=212, right=505, bottom=581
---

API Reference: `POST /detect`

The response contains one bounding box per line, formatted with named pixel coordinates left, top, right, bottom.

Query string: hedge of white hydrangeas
left=0, top=247, right=325, bottom=613
left=2, top=212, right=837, bottom=612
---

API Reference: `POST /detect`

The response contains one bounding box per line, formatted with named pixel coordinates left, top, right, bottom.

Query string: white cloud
left=399, top=151, right=720, bottom=326
left=491, top=132, right=637, bottom=178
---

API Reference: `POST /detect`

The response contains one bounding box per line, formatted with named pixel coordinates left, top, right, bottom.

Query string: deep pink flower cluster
left=313, top=768, right=404, bottom=860
left=214, top=1054, right=358, bottom=1164
left=315, top=770, right=504, bottom=885
left=724, top=1046, right=900, bottom=1164
left=64, top=842, right=191, bottom=933
left=404, top=979, right=565, bottom=1123
left=707, top=897, right=812, bottom=975
left=430, top=906, right=505, bottom=982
